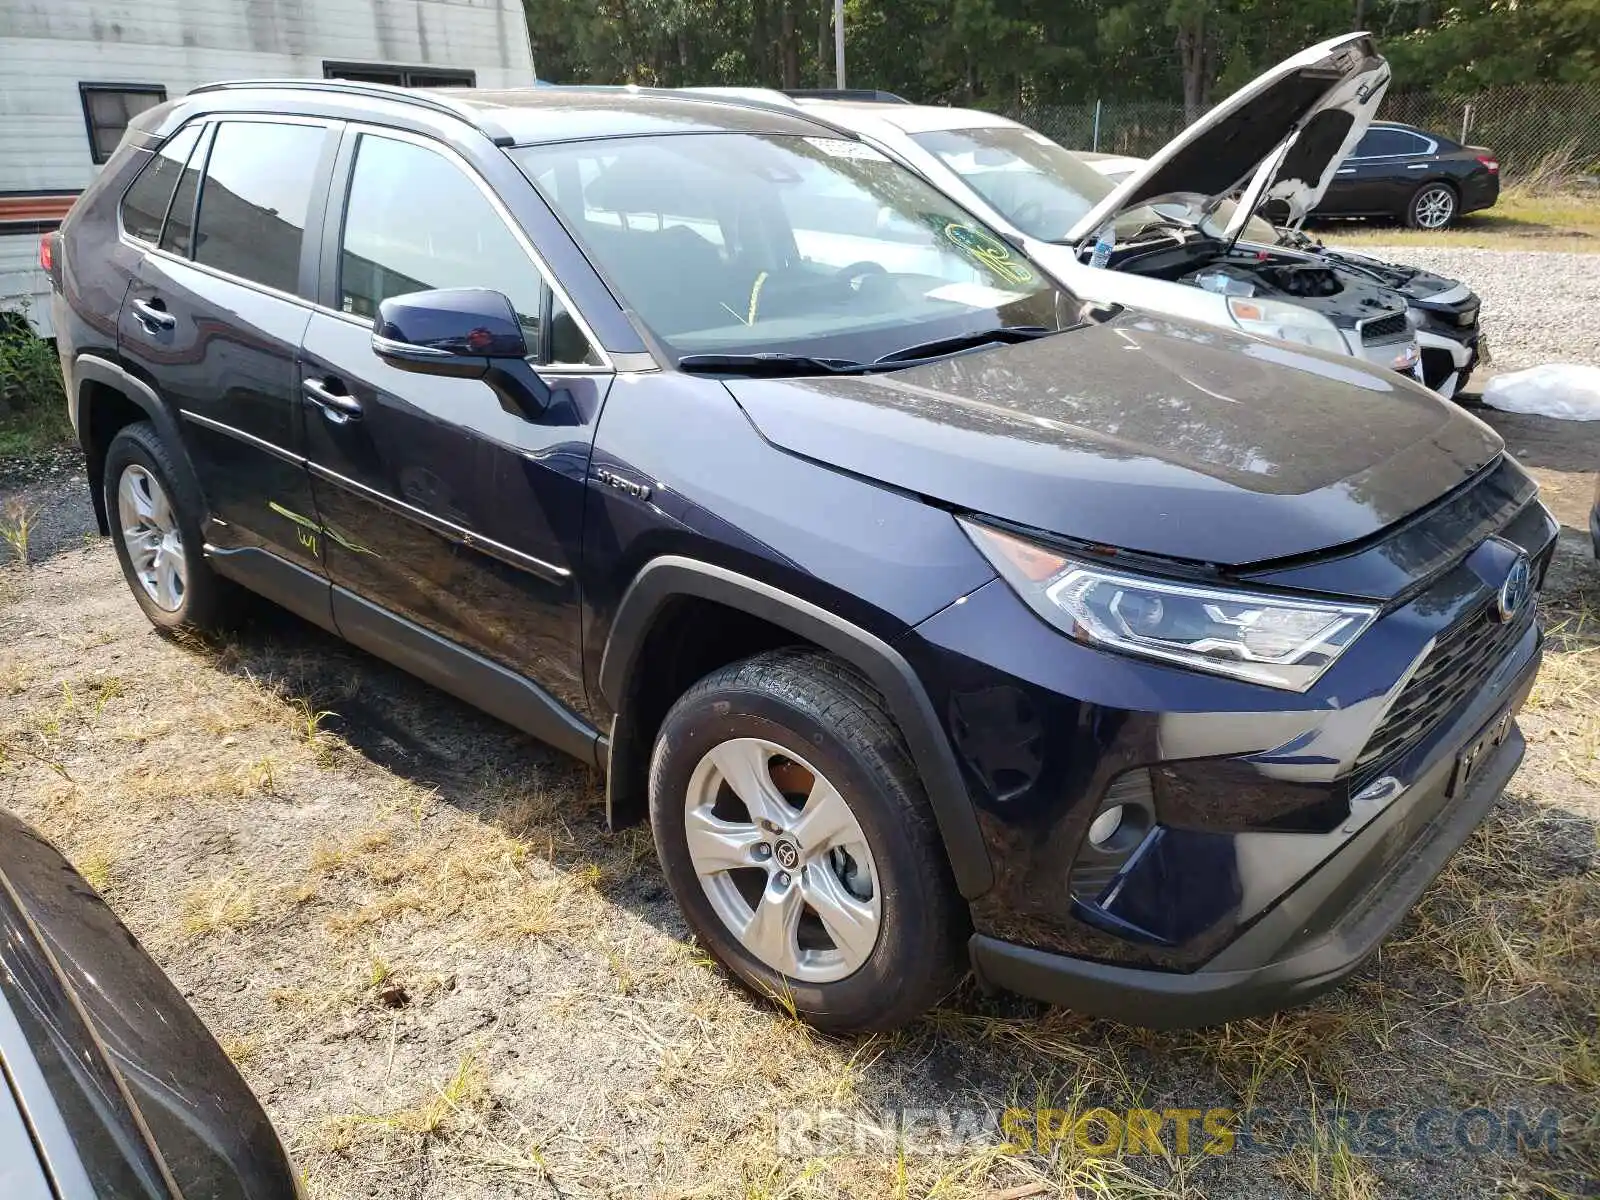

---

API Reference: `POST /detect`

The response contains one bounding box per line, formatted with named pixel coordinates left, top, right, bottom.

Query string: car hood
left=726, top=312, right=1502, bottom=567
left=1066, top=32, right=1391, bottom=245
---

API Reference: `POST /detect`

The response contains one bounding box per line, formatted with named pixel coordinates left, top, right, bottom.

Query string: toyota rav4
left=46, top=82, right=1553, bottom=1033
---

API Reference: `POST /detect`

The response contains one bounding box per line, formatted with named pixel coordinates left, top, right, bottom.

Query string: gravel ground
left=1352, top=245, right=1600, bottom=375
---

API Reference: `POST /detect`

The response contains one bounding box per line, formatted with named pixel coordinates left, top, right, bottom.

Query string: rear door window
left=1354, top=128, right=1430, bottom=158
left=158, top=124, right=213, bottom=258
left=120, top=124, right=202, bottom=244
left=192, top=121, right=327, bottom=294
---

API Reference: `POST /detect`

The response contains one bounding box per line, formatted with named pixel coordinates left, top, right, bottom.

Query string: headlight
left=962, top=520, right=1378, bottom=692
left=1227, top=295, right=1348, bottom=356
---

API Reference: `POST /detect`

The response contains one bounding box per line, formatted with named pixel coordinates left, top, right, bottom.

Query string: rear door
left=1324, top=127, right=1434, bottom=214
left=299, top=126, right=611, bottom=718
left=119, top=116, right=338, bottom=587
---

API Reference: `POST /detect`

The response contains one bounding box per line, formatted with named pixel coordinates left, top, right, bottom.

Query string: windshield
left=910, top=124, right=1282, bottom=247
left=911, top=125, right=1121, bottom=241
left=512, top=133, right=1075, bottom=364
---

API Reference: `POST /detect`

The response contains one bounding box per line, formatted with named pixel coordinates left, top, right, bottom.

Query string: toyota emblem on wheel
left=774, top=840, right=801, bottom=871
left=1495, top=554, right=1532, bottom=622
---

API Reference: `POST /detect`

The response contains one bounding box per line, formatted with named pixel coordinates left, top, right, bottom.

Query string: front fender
left=602, top=556, right=995, bottom=899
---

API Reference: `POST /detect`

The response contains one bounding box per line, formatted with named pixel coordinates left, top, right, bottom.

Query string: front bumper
left=904, top=470, right=1554, bottom=1024
left=970, top=650, right=1536, bottom=1028
left=1343, top=328, right=1422, bottom=379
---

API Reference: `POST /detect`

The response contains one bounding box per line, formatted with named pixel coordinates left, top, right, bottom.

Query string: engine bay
left=1106, top=237, right=1411, bottom=328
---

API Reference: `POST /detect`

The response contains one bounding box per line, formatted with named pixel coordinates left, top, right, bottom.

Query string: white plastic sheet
left=1482, top=364, right=1600, bottom=421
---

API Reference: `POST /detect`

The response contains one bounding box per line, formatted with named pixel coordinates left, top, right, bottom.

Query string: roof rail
left=783, top=88, right=912, bottom=104
left=185, top=79, right=518, bottom=145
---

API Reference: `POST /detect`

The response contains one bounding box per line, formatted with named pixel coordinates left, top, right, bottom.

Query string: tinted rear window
left=1356, top=128, right=1430, bottom=157
left=193, top=121, right=325, bottom=293
left=120, top=124, right=202, bottom=244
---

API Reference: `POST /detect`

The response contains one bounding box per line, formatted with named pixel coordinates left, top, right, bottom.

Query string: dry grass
left=1325, top=188, right=1600, bottom=252
left=1, top=533, right=1596, bottom=1198
left=180, top=876, right=260, bottom=936
left=1, top=498, right=41, bottom=567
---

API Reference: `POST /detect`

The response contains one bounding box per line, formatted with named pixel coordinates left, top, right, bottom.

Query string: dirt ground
left=1, top=405, right=1596, bottom=1200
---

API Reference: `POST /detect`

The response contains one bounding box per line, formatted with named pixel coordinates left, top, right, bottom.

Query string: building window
left=80, top=84, right=167, bottom=164
left=323, top=62, right=476, bottom=88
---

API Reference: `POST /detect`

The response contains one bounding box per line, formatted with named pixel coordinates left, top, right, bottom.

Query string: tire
left=648, top=648, right=967, bottom=1031
left=103, top=421, right=237, bottom=634
left=1406, top=182, right=1458, bottom=230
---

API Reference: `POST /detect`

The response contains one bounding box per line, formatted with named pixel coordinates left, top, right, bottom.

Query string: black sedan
left=1315, top=121, right=1500, bottom=229
left=0, top=808, right=301, bottom=1199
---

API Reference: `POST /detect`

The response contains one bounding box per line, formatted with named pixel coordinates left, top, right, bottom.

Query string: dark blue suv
left=46, top=81, right=1555, bottom=1032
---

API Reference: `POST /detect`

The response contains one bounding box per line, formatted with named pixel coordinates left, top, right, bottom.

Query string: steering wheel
left=834, top=260, right=889, bottom=292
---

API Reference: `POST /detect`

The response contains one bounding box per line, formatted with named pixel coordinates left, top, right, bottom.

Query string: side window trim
left=321, top=123, right=612, bottom=371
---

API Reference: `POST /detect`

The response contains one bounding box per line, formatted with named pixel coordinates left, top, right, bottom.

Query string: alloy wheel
left=1414, top=186, right=1455, bottom=229
left=684, top=737, right=881, bottom=983
left=117, top=464, right=187, bottom=612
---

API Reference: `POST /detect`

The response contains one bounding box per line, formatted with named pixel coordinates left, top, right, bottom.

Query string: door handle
left=1406, top=163, right=1429, bottom=169
left=303, top=378, right=363, bottom=422
left=1336, top=167, right=1356, bottom=175
left=131, top=298, right=176, bottom=331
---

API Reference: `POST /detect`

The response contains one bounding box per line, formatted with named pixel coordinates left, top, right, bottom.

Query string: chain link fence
left=1009, top=84, right=1600, bottom=183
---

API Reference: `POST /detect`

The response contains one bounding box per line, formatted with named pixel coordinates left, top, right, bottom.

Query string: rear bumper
left=969, top=646, right=1538, bottom=1029
left=1461, top=171, right=1500, bottom=215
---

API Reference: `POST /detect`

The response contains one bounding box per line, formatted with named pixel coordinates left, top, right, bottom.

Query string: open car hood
left=1066, top=32, right=1390, bottom=245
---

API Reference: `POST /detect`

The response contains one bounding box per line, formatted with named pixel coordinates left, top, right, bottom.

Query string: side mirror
left=371, top=288, right=551, bottom=416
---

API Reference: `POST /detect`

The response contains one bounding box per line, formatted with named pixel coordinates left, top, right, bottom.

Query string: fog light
left=1087, top=805, right=1124, bottom=847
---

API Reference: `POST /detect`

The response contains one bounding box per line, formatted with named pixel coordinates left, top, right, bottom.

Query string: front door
left=299, top=127, right=610, bottom=717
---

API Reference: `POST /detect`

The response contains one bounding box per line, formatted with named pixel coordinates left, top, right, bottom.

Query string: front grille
left=1352, top=601, right=1532, bottom=781
left=1359, top=311, right=1410, bottom=343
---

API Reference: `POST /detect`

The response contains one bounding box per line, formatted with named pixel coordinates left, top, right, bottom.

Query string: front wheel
left=1407, top=183, right=1458, bottom=230
left=648, top=649, right=967, bottom=1031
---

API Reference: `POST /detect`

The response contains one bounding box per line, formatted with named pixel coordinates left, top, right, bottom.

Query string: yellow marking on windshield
left=942, top=222, right=1036, bottom=286
left=748, top=270, right=770, bottom=325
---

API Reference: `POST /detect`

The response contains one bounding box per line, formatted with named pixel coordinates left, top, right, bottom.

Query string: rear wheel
left=648, top=649, right=966, bottom=1031
left=104, top=421, right=236, bottom=634
left=1407, top=183, right=1458, bottom=230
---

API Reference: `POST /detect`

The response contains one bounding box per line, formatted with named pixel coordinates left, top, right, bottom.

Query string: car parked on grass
left=0, top=808, right=302, bottom=1199
left=1316, top=121, right=1500, bottom=229
left=702, top=35, right=1437, bottom=385
left=47, top=80, right=1554, bottom=1033
left=1078, top=153, right=1488, bottom=397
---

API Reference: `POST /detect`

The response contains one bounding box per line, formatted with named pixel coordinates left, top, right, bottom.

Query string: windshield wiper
left=873, top=325, right=1057, bottom=366
left=676, top=352, right=869, bottom=377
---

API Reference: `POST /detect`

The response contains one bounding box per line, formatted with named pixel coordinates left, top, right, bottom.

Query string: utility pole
left=834, top=0, right=845, bottom=88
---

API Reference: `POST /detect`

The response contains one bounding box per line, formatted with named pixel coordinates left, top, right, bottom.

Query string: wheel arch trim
left=600, top=556, right=994, bottom=898
left=72, top=353, right=197, bottom=536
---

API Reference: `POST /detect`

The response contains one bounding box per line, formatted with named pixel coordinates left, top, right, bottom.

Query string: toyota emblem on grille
left=1494, top=554, right=1532, bottom=623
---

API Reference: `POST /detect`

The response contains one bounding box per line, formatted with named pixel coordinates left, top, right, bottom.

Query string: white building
left=0, top=0, right=536, bottom=335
